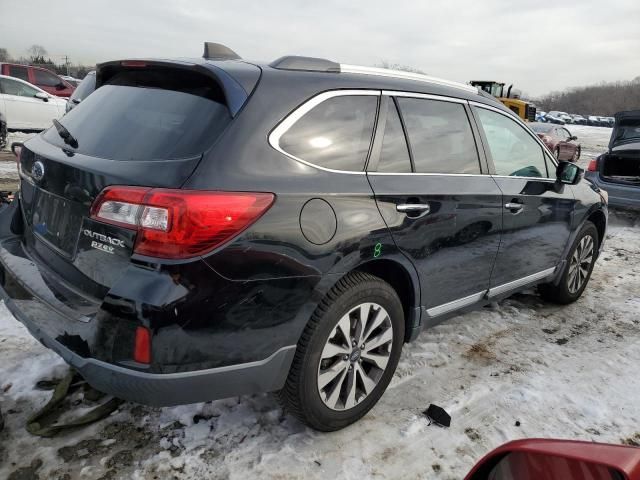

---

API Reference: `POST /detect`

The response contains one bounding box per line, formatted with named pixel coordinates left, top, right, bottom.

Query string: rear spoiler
left=95, top=58, right=260, bottom=117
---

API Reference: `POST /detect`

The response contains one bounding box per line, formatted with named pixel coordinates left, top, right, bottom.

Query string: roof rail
left=203, top=42, right=241, bottom=60
left=270, top=56, right=340, bottom=73
left=340, top=64, right=478, bottom=94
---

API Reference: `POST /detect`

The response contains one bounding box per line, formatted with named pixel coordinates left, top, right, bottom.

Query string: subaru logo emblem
left=32, top=161, right=45, bottom=182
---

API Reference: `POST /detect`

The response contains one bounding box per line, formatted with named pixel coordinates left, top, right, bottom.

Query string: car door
left=367, top=94, right=503, bottom=321
left=471, top=104, right=576, bottom=295
left=0, top=77, right=57, bottom=130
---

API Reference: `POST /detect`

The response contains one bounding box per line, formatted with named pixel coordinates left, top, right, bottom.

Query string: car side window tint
left=279, top=95, right=377, bottom=172
left=475, top=107, right=549, bottom=178
left=9, top=66, right=29, bottom=82
left=34, top=69, right=61, bottom=87
left=396, top=97, right=480, bottom=174
left=0, top=78, right=39, bottom=98
left=377, top=99, right=412, bottom=173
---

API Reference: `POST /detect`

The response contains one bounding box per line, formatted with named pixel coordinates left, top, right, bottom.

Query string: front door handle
left=505, top=202, right=524, bottom=213
left=397, top=203, right=431, bottom=218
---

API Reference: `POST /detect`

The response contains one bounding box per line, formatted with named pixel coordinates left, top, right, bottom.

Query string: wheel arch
left=587, top=208, right=607, bottom=253
left=353, top=258, right=422, bottom=343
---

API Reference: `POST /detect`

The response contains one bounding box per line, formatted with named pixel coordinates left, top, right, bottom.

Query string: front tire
left=539, top=221, right=599, bottom=304
left=278, top=271, right=404, bottom=431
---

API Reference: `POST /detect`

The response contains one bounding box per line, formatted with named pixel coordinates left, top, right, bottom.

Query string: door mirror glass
left=570, top=135, right=578, bottom=141
left=34, top=92, right=49, bottom=102
left=484, top=452, right=625, bottom=480
left=557, top=161, right=583, bottom=184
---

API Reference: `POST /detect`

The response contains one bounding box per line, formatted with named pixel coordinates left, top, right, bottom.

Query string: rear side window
left=377, top=99, right=412, bottom=173
left=475, top=107, right=549, bottom=178
left=279, top=95, right=377, bottom=171
left=397, top=98, right=480, bottom=174
left=9, top=65, right=29, bottom=81
left=34, top=69, right=62, bottom=87
left=43, top=68, right=231, bottom=161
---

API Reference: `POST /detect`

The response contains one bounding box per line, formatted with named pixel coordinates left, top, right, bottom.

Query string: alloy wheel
left=567, top=235, right=594, bottom=294
left=317, top=302, right=394, bottom=411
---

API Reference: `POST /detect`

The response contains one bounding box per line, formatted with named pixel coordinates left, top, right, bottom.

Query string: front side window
left=34, top=69, right=62, bottom=87
left=397, top=97, right=480, bottom=174
left=377, top=99, right=411, bottom=173
left=279, top=95, right=378, bottom=171
left=0, top=78, right=39, bottom=98
left=475, top=107, right=549, bottom=178
left=8, top=65, right=29, bottom=81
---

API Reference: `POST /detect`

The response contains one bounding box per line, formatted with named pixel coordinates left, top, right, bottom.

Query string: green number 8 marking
left=373, top=243, right=382, bottom=258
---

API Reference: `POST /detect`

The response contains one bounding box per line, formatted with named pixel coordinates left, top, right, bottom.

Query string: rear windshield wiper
left=52, top=119, right=79, bottom=149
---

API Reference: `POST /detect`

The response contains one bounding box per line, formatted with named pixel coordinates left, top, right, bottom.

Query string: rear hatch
left=599, top=110, right=640, bottom=186
left=17, top=59, right=258, bottom=300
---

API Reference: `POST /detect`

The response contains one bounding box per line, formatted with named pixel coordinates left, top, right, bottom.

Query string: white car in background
left=0, top=74, right=67, bottom=131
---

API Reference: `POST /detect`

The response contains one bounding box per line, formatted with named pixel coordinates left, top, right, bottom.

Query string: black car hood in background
left=610, top=110, right=640, bottom=151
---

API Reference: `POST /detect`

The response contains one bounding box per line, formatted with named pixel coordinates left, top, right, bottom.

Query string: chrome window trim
left=426, top=291, right=485, bottom=317
left=268, top=89, right=381, bottom=175
left=488, top=267, right=556, bottom=297
left=381, top=90, right=467, bottom=104
left=367, top=172, right=488, bottom=177
left=341, top=64, right=478, bottom=94
left=469, top=100, right=559, bottom=170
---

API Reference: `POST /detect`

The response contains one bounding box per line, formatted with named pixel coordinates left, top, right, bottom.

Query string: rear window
left=8, top=65, right=29, bottom=81
left=69, top=72, right=96, bottom=102
left=278, top=95, right=377, bottom=171
left=43, top=68, right=230, bottom=161
left=615, top=118, right=640, bottom=144
left=397, top=97, right=481, bottom=174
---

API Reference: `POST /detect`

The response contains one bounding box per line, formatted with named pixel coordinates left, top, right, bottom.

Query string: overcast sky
left=2, top=0, right=639, bottom=96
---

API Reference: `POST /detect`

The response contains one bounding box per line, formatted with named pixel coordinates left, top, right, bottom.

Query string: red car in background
left=530, top=122, right=582, bottom=162
left=0, top=63, right=75, bottom=98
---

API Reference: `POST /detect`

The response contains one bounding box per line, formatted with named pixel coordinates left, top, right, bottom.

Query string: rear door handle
left=396, top=203, right=431, bottom=217
left=504, top=202, right=524, bottom=213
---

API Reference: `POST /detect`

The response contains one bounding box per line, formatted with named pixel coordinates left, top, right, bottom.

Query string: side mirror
left=570, top=135, right=578, bottom=141
left=557, top=161, right=583, bottom=185
left=465, top=439, right=640, bottom=480
left=34, top=92, right=49, bottom=102
left=55, top=83, right=66, bottom=90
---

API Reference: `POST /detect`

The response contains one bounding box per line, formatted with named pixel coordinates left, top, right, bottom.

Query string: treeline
left=535, top=78, right=640, bottom=116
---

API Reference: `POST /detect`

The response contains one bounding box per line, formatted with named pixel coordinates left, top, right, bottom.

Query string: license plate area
left=30, top=188, right=85, bottom=257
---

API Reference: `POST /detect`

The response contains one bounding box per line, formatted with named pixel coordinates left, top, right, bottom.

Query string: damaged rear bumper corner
left=1, top=286, right=295, bottom=406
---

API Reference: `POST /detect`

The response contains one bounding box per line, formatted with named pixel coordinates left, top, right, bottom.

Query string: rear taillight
left=588, top=159, right=598, bottom=172
left=91, top=186, right=275, bottom=259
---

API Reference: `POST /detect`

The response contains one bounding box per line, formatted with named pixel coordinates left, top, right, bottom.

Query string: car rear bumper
left=585, top=172, right=640, bottom=209
left=1, top=287, right=294, bottom=406
left=0, top=201, right=303, bottom=406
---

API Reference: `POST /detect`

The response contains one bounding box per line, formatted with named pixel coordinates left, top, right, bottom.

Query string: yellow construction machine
left=469, top=81, right=536, bottom=122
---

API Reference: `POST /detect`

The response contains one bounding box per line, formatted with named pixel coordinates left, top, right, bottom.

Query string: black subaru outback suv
left=0, top=43, right=607, bottom=431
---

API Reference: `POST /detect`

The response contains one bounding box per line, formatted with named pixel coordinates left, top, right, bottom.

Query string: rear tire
left=278, top=271, right=404, bottom=431
left=538, top=221, right=598, bottom=304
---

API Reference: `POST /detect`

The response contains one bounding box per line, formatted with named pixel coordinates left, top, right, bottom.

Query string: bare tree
left=28, top=44, right=48, bottom=60
left=0, top=48, right=10, bottom=62
left=536, top=79, right=640, bottom=116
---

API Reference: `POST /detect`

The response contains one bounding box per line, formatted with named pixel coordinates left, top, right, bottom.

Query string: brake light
left=134, top=326, right=151, bottom=364
left=120, top=60, right=148, bottom=67
left=588, top=159, right=598, bottom=172
left=91, top=186, right=275, bottom=259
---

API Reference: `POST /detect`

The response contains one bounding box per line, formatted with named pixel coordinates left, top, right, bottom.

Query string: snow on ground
left=568, top=125, right=612, bottom=167
left=1, top=131, right=37, bottom=152
left=0, top=127, right=638, bottom=480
